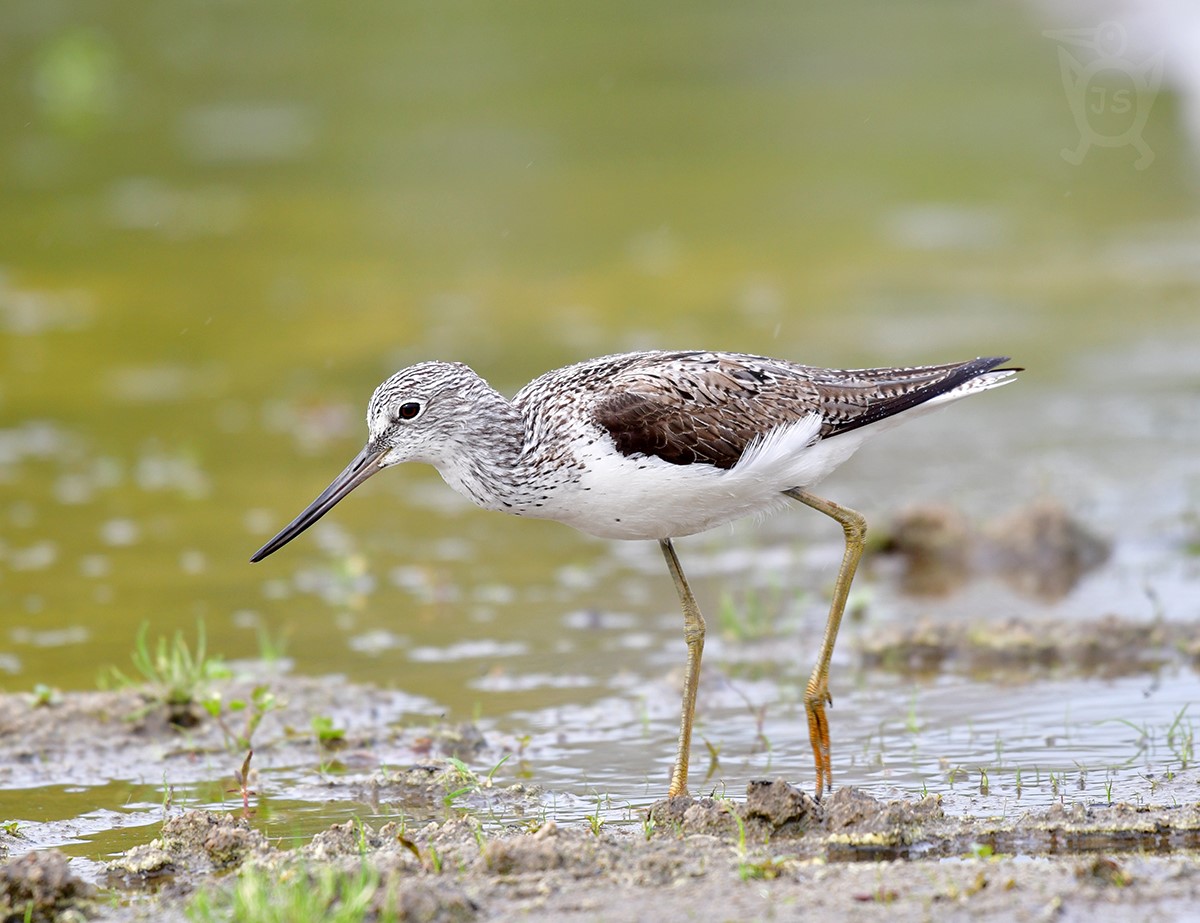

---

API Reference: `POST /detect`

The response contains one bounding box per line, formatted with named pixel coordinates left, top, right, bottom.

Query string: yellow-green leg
left=659, top=538, right=706, bottom=798
left=784, top=487, right=867, bottom=796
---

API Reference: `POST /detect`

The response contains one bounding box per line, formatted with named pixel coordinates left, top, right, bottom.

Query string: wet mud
left=9, top=775, right=1199, bottom=922
left=1, top=666, right=1199, bottom=922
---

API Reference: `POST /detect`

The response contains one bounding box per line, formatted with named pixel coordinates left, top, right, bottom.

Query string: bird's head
left=364, top=361, right=493, bottom=468
left=250, top=361, right=493, bottom=562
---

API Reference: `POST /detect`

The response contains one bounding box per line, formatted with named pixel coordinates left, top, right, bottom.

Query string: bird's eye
left=397, top=401, right=422, bottom=421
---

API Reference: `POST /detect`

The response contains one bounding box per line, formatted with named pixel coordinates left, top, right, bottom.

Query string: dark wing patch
left=593, top=390, right=748, bottom=468
left=593, top=354, right=821, bottom=469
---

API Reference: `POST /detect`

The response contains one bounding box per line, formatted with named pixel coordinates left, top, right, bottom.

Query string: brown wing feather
left=592, top=352, right=1012, bottom=469
left=593, top=353, right=821, bottom=469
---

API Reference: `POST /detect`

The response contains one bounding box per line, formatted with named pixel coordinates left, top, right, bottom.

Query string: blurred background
left=2, top=0, right=1199, bottom=842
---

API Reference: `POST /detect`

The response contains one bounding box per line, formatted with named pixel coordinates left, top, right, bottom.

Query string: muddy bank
left=7, top=779, right=1200, bottom=921
left=1, top=666, right=1198, bottom=922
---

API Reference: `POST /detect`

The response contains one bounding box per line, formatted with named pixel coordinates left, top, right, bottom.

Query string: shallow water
left=2, top=0, right=1199, bottom=863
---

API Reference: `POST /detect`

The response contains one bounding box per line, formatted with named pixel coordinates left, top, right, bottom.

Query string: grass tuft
left=187, top=863, right=394, bottom=923
left=102, top=622, right=230, bottom=724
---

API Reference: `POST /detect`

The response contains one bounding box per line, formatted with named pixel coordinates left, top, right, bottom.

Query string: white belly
left=527, top=415, right=866, bottom=540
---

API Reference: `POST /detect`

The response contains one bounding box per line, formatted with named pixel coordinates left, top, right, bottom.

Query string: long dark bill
left=250, top=445, right=387, bottom=563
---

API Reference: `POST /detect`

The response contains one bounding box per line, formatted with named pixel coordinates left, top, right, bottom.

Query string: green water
left=2, top=0, right=1199, bottom=847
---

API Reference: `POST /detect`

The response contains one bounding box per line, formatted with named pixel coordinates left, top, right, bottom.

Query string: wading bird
left=251, top=350, right=1017, bottom=797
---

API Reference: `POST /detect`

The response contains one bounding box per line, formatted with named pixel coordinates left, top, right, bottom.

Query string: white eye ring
left=397, top=401, right=422, bottom=421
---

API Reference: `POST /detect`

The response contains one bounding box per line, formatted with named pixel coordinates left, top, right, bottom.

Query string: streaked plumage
left=251, top=349, right=1018, bottom=797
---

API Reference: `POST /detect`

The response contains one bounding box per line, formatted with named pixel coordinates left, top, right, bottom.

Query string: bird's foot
left=804, top=678, right=833, bottom=797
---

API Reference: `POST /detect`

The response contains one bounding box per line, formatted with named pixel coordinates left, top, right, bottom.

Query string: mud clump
left=647, top=781, right=938, bottom=850
left=879, top=499, right=1109, bottom=600
left=0, top=850, right=96, bottom=922
left=861, top=613, right=1183, bottom=680
left=987, top=500, right=1112, bottom=599
left=742, top=778, right=822, bottom=833
left=648, top=782, right=945, bottom=854
left=822, top=787, right=943, bottom=855
left=645, top=793, right=694, bottom=829
left=879, top=504, right=973, bottom=595
left=483, top=820, right=583, bottom=874
left=108, top=810, right=270, bottom=882
left=647, top=794, right=742, bottom=838
left=309, top=818, right=391, bottom=860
